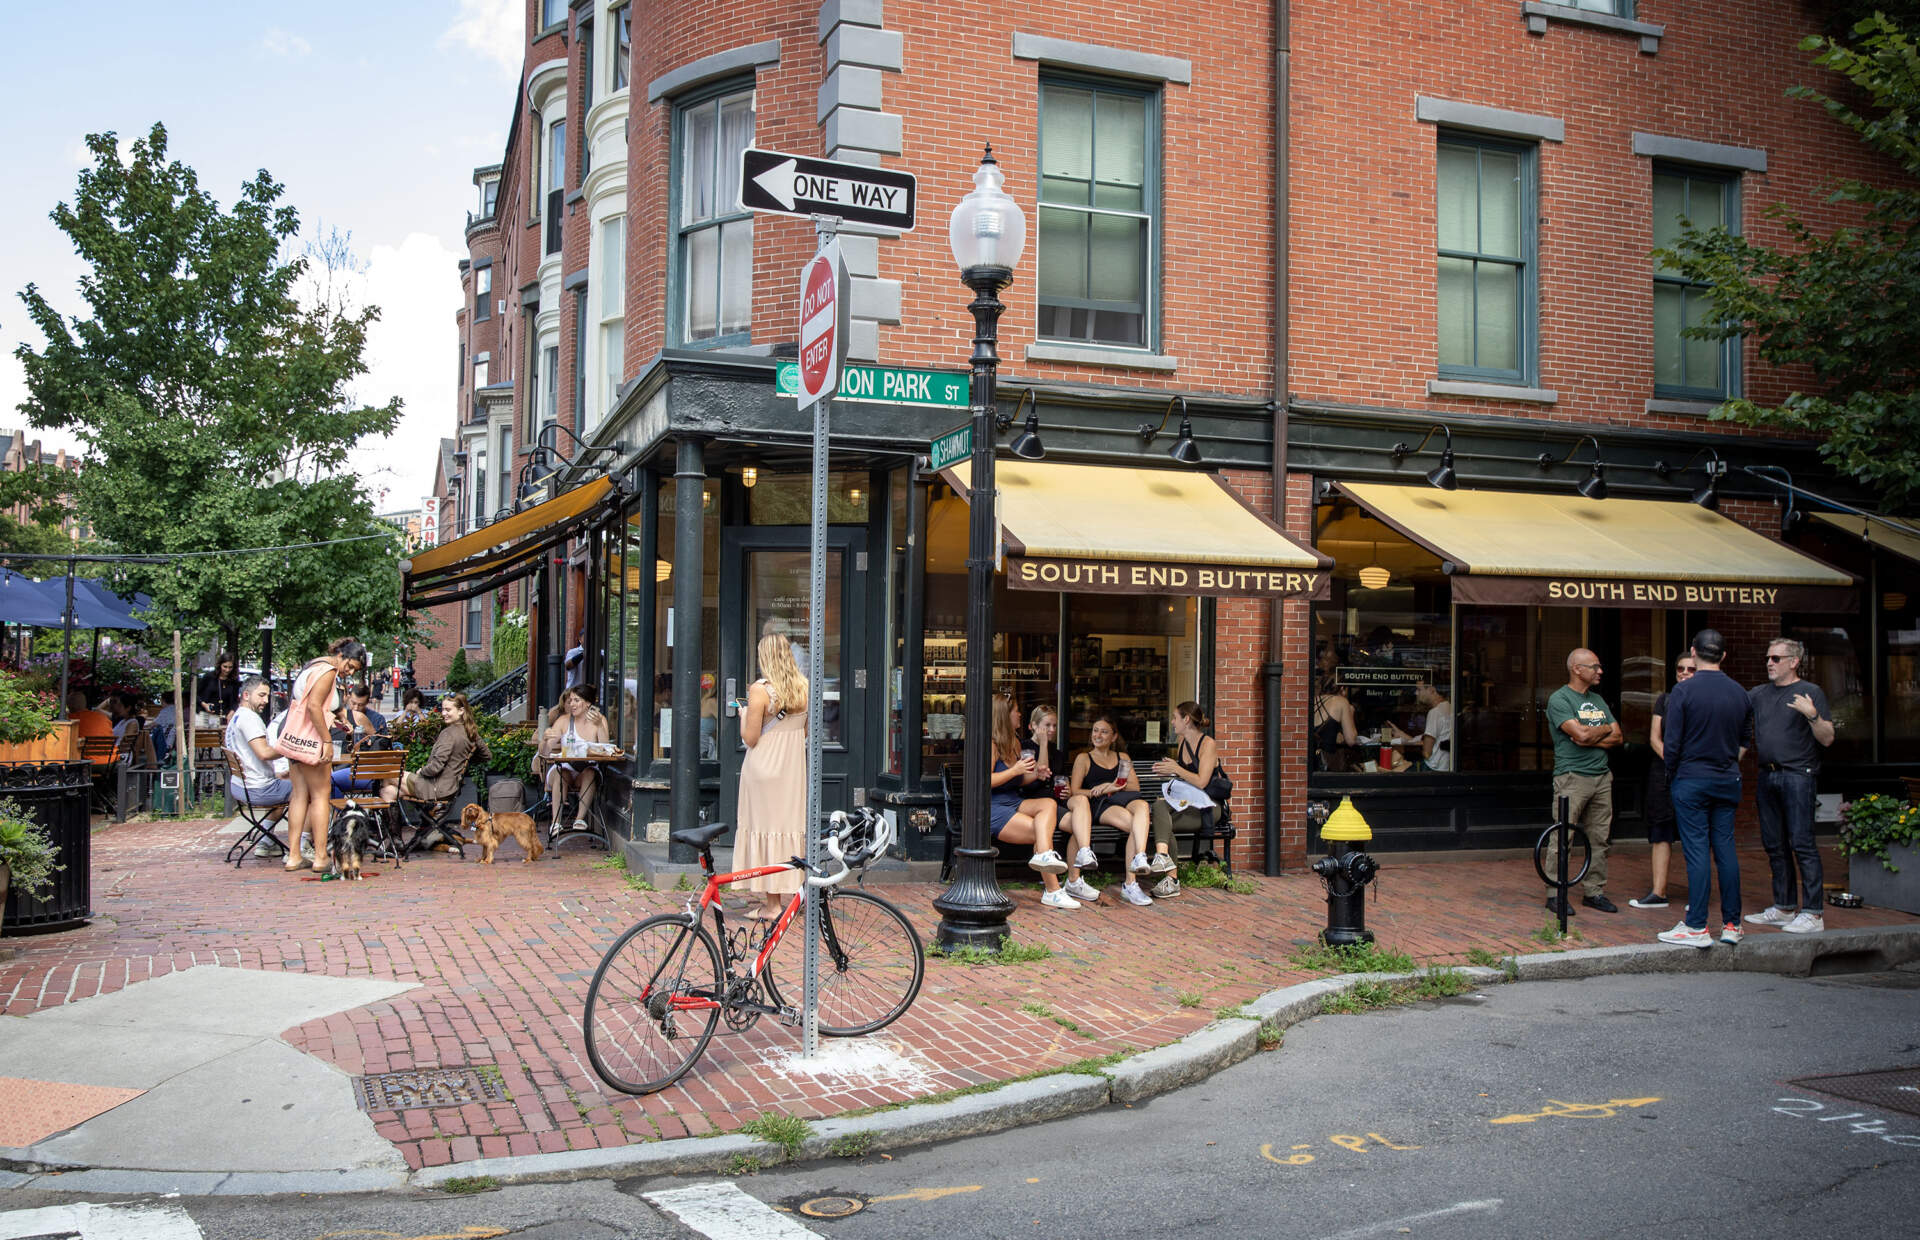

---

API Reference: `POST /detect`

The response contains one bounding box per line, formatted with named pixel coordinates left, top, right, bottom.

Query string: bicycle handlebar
left=805, top=807, right=895, bottom=888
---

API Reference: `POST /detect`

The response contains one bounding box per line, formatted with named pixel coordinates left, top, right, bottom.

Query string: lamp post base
left=931, top=847, right=1015, bottom=951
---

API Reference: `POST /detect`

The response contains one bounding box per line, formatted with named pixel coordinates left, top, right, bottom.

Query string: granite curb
left=7, top=924, right=1916, bottom=1197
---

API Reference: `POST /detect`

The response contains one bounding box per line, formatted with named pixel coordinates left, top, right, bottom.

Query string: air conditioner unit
left=497, top=299, right=506, bottom=315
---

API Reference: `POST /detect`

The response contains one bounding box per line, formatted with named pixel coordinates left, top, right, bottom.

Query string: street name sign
left=930, top=424, right=973, bottom=472
left=740, top=148, right=918, bottom=230
left=775, top=362, right=968, bottom=410
left=797, top=242, right=848, bottom=405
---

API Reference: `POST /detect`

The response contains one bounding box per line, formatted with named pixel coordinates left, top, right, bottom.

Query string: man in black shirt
left=1658, top=629, right=1753, bottom=949
left=1745, top=638, right=1835, bottom=935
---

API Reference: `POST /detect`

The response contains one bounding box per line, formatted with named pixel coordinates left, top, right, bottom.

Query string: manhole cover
left=798, top=1196, right=865, bottom=1219
left=353, top=1068, right=510, bottom=1113
left=1789, top=1067, right=1920, bottom=1118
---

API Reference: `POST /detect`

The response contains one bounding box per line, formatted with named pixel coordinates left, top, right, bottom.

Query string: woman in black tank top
left=1065, top=714, right=1155, bottom=905
left=1146, top=701, right=1224, bottom=897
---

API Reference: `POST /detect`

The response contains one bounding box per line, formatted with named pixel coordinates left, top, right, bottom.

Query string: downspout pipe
left=1263, top=0, right=1292, bottom=876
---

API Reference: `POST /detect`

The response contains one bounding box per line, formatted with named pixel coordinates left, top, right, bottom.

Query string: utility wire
left=0, top=532, right=394, bottom=565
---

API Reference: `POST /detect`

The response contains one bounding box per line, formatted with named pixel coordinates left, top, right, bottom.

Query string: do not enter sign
left=798, top=242, right=848, bottom=405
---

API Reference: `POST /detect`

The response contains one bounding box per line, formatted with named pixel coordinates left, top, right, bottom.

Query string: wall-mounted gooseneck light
left=1538, top=435, right=1608, bottom=501
left=1138, top=396, right=1202, bottom=465
left=1390, top=423, right=1458, bottom=491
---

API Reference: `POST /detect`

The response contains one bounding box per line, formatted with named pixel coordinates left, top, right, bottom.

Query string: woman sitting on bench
left=1029, top=704, right=1101, bottom=906
left=1067, top=713, right=1153, bottom=906
left=988, top=693, right=1077, bottom=911
left=1147, top=701, right=1226, bottom=900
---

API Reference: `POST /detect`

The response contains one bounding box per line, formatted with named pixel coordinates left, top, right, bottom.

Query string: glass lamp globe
left=949, top=148, right=1027, bottom=274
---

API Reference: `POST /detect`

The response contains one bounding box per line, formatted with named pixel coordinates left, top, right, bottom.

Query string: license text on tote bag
left=273, top=660, right=333, bottom=766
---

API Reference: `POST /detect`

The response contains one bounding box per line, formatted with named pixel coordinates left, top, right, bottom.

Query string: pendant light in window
left=1357, top=541, right=1391, bottom=590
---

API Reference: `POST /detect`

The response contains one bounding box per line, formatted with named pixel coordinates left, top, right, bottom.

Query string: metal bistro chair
left=192, top=727, right=229, bottom=802
left=330, top=747, right=409, bottom=867
left=221, top=746, right=289, bottom=866
left=80, top=735, right=126, bottom=818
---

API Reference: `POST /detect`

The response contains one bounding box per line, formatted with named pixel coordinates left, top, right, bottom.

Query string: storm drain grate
left=353, top=1067, right=510, bottom=1113
left=1788, top=1066, right=1920, bottom=1118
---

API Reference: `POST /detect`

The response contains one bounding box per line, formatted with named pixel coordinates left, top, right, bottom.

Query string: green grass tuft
left=1531, top=917, right=1583, bottom=946
left=727, top=1153, right=762, bottom=1175
left=739, top=1112, right=812, bottom=1161
left=929, top=939, right=1052, bottom=965
left=439, top=1175, right=498, bottom=1194
left=828, top=1131, right=877, bottom=1158
left=1258, top=1024, right=1284, bottom=1049
left=1288, top=941, right=1417, bottom=975
left=1175, top=991, right=1204, bottom=1008
left=1176, top=861, right=1258, bottom=894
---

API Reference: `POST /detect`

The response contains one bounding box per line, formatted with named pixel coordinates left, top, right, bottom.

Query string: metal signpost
left=745, top=145, right=913, bottom=1056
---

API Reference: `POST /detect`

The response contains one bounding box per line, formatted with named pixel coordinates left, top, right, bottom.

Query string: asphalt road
left=3, top=967, right=1915, bottom=1239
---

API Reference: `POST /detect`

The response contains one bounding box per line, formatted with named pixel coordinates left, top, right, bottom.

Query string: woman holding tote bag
left=272, top=638, right=367, bottom=872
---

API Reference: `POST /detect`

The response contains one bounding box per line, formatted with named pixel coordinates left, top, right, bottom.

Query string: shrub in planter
left=1837, top=794, right=1919, bottom=874
left=0, top=672, right=59, bottom=746
left=0, top=797, right=64, bottom=930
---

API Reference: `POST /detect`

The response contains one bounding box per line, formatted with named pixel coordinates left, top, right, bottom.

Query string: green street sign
left=930, top=423, right=973, bottom=472
left=776, top=361, right=968, bottom=409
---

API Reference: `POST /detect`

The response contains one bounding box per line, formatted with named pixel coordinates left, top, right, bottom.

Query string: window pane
left=719, top=217, right=753, bottom=336
left=1475, top=262, right=1519, bottom=373
left=1436, top=256, right=1473, bottom=367
left=1041, top=87, right=1094, bottom=202
left=746, top=550, right=843, bottom=745
left=1478, top=151, right=1521, bottom=258
left=1038, top=207, right=1089, bottom=301
left=1094, top=93, right=1146, bottom=211
left=1689, top=178, right=1725, bottom=232
left=603, top=321, right=624, bottom=408
left=685, top=105, right=717, bottom=221
left=599, top=216, right=625, bottom=297
left=884, top=469, right=909, bottom=776
left=1653, top=282, right=1683, bottom=388
left=685, top=227, right=718, bottom=338
left=717, top=94, right=754, bottom=210
left=1090, top=308, right=1145, bottom=346
left=1436, top=145, right=1477, bottom=252
left=549, top=120, right=566, bottom=190
left=612, top=5, right=630, bottom=89
left=1651, top=173, right=1685, bottom=260
left=1088, top=213, right=1145, bottom=304
left=1682, top=288, right=1721, bottom=390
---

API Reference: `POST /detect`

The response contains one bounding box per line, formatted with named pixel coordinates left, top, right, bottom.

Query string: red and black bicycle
left=584, top=807, right=924, bottom=1095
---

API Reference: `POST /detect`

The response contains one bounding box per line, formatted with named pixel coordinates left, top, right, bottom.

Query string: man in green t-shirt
left=1542, top=647, right=1623, bottom=915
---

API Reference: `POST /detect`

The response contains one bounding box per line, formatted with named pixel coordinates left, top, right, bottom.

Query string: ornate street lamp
left=932, top=147, right=1027, bottom=950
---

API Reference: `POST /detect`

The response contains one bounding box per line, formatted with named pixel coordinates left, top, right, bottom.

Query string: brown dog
left=461, top=804, right=546, bottom=864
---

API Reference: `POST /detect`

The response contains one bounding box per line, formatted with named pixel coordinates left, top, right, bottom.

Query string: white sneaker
left=1148, top=852, right=1177, bottom=875
left=1119, top=881, right=1153, bottom=907
left=1072, top=847, right=1098, bottom=870
left=1657, top=921, right=1713, bottom=949
left=1063, top=877, right=1101, bottom=903
left=1745, top=905, right=1795, bottom=926
left=1151, top=874, right=1181, bottom=898
left=1130, top=852, right=1153, bottom=875
left=1781, top=911, right=1826, bottom=934
left=1040, top=888, right=1082, bottom=910
left=1028, top=850, right=1068, bottom=875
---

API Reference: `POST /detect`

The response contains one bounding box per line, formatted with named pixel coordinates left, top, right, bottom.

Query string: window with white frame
left=674, top=85, right=754, bottom=345
left=1652, top=164, right=1739, bottom=399
left=611, top=5, right=630, bottom=90
left=497, top=425, right=512, bottom=512
left=545, top=118, right=566, bottom=255
left=598, top=215, right=626, bottom=420
left=472, top=445, right=488, bottom=528
left=474, top=352, right=490, bottom=389
left=541, top=344, right=559, bottom=434
left=474, top=265, right=492, bottom=320
left=1037, top=77, right=1158, bottom=349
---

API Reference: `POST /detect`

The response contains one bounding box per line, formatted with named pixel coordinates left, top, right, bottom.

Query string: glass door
left=718, top=527, right=869, bottom=828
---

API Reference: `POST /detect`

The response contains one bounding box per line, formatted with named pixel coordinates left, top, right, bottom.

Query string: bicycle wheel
left=766, top=890, right=924, bottom=1036
left=584, top=914, right=723, bottom=1095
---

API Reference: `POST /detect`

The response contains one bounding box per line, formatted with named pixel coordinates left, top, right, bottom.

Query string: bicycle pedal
left=777, top=1005, right=802, bottom=1028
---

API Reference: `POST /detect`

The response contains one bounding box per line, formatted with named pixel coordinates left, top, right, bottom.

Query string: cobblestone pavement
left=2, top=816, right=1909, bottom=1171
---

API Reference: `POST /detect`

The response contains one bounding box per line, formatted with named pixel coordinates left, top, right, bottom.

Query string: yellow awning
left=1813, top=511, right=1920, bottom=567
left=402, top=476, right=615, bottom=607
left=1338, top=482, right=1856, bottom=611
left=950, top=461, right=1330, bottom=599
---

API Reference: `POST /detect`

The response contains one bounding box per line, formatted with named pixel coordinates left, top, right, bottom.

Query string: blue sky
left=0, top=1, right=524, bottom=509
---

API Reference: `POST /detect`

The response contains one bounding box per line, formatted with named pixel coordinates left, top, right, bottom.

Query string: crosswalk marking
left=0, top=1201, right=204, bottom=1239
left=644, top=1181, right=821, bottom=1239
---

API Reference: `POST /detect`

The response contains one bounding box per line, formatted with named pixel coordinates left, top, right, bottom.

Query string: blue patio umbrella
left=0, top=569, right=68, bottom=628
left=69, top=579, right=151, bottom=631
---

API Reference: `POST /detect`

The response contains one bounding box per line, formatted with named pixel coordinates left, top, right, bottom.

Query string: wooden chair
left=222, top=746, right=289, bottom=867
left=1903, top=775, right=1920, bottom=806
left=330, top=748, right=409, bottom=866
left=192, top=727, right=229, bottom=800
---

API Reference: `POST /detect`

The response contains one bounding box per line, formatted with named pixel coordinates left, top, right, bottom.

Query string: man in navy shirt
left=1745, top=638, right=1835, bottom=935
left=1658, top=629, right=1753, bottom=949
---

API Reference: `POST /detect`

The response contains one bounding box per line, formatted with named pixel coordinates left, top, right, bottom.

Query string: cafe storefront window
left=883, top=468, right=910, bottom=775
left=652, top=478, right=720, bottom=762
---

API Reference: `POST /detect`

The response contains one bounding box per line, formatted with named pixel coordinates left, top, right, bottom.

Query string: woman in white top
left=537, top=685, right=609, bottom=834
left=277, top=638, right=365, bottom=873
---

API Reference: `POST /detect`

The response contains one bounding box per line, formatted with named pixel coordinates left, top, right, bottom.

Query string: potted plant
left=0, top=797, right=64, bottom=936
left=1837, top=793, right=1920, bottom=916
left=0, top=669, right=71, bottom=763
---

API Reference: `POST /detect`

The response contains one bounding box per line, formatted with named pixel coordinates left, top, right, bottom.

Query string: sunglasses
left=1766, top=654, right=1794, bottom=663
left=1676, top=666, right=1696, bottom=675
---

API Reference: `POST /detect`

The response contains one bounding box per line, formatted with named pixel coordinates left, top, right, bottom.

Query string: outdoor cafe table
left=545, top=751, right=628, bottom=851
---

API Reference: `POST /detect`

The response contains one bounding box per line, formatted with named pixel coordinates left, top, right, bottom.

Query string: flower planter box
left=0, top=720, right=80, bottom=765
left=1849, top=844, right=1920, bottom=917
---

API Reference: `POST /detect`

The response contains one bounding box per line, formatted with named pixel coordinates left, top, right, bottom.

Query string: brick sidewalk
left=2, top=817, right=1910, bottom=1171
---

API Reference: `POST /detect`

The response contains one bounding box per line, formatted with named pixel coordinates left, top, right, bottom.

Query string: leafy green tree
left=0, top=463, right=77, bottom=560
left=446, top=647, right=472, bottom=691
left=13, top=124, right=409, bottom=652
left=1653, top=15, right=1920, bottom=513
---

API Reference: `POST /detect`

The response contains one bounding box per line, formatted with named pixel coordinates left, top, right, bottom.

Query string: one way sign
left=739, top=148, right=917, bottom=231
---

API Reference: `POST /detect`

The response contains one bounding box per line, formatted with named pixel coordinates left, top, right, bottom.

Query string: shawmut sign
left=1008, top=555, right=1331, bottom=600
left=1448, top=574, right=1857, bottom=612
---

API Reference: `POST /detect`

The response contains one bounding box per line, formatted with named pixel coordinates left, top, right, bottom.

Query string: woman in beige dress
left=735, top=633, right=809, bottom=919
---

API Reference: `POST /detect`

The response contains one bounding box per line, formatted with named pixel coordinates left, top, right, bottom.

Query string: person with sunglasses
left=1745, top=638, right=1836, bottom=935
left=1631, top=655, right=1697, bottom=910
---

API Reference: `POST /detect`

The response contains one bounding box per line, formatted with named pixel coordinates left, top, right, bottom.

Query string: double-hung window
left=1652, top=165, right=1739, bottom=399
left=1037, top=78, right=1157, bottom=349
left=579, top=18, right=594, bottom=180
left=674, top=85, right=754, bottom=345
left=1436, top=134, right=1535, bottom=384
left=611, top=5, right=630, bottom=91
left=473, top=265, right=491, bottom=320
left=599, top=215, right=626, bottom=419
left=1546, top=0, right=1632, bottom=14
left=540, top=345, right=560, bottom=434
left=539, top=0, right=566, bottom=33
left=545, top=118, right=566, bottom=255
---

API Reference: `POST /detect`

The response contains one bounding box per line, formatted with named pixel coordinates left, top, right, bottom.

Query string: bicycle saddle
left=670, top=822, right=730, bottom=849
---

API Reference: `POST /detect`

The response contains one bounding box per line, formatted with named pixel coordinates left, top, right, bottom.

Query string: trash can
left=1, top=760, right=93, bottom=935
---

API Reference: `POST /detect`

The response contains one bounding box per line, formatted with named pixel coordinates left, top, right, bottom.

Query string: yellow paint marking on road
left=1490, top=1097, right=1662, bottom=1124
left=1367, top=1132, right=1421, bottom=1150
left=872, top=1186, right=984, bottom=1204
left=1261, top=1144, right=1314, bottom=1165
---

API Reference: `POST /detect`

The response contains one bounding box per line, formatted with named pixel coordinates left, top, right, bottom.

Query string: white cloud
left=343, top=232, right=464, bottom=511
left=439, top=0, right=522, bottom=76
left=262, top=28, right=312, bottom=58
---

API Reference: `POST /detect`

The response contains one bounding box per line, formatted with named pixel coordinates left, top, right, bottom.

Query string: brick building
left=1, top=429, right=85, bottom=544
left=407, top=1, right=1916, bottom=874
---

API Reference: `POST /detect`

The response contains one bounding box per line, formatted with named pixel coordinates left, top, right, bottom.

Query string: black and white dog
left=327, top=805, right=377, bottom=880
